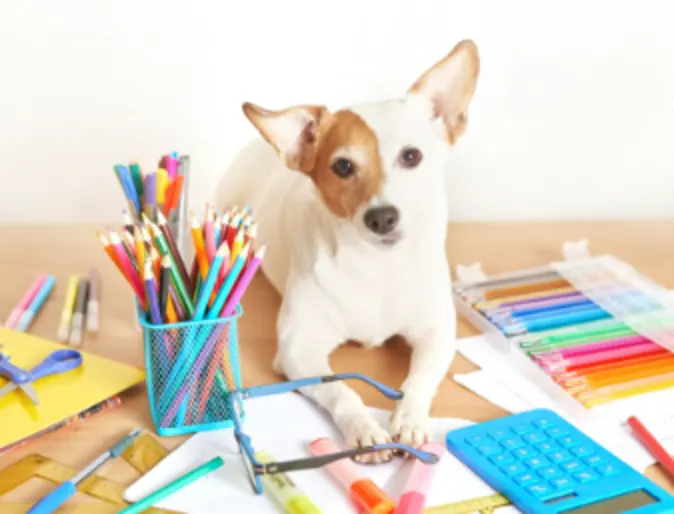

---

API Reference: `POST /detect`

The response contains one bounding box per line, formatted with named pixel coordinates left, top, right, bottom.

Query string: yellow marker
left=156, top=168, right=169, bottom=208
left=255, top=451, right=322, bottom=514
left=230, top=227, right=245, bottom=266
left=57, top=276, right=80, bottom=342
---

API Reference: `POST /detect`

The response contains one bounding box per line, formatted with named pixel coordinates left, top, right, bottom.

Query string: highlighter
left=309, top=438, right=395, bottom=514
left=395, top=442, right=445, bottom=513
left=255, top=451, right=323, bottom=514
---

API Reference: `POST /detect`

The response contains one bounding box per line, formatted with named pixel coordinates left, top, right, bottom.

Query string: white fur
left=215, top=73, right=469, bottom=463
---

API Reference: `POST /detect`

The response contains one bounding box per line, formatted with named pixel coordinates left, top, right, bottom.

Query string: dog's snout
left=363, top=206, right=399, bottom=235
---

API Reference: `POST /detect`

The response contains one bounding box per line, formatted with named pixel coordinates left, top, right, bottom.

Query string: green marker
left=119, top=457, right=224, bottom=514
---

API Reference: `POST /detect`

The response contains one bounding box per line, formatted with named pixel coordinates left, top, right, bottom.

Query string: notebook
left=0, top=328, right=145, bottom=450
left=124, top=392, right=519, bottom=513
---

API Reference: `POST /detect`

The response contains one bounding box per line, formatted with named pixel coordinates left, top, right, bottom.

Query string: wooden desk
left=1, top=221, right=673, bottom=507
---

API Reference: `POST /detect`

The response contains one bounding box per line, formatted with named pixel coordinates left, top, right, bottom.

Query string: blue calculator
left=445, top=409, right=674, bottom=513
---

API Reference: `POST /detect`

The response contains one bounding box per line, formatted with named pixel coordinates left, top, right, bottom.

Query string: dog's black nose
left=363, top=205, right=399, bottom=235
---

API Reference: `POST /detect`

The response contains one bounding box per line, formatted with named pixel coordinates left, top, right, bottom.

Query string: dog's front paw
left=343, top=414, right=393, bottom=464
left=390, top=407, right=430, bottom=454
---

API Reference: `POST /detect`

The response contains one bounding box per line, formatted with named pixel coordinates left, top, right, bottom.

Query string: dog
left=215, top=40, right=479, bottom=463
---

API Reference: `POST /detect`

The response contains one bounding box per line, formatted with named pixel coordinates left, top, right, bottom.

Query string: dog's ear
left=242, top=102, right=330, bottom=173
left=408, top=40, right=480, bottom=144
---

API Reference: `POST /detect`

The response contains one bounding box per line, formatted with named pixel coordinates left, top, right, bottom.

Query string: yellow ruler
left=424, top=493, right=512, bottom=514
left=0, top=432, right=180, bottom=513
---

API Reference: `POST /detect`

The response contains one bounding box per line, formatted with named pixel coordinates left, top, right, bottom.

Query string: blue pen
left=27, top=429, right=142, bottom=514
left=15, top=275, right=56, bottom=332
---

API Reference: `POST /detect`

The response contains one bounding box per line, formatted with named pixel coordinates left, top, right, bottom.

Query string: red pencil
left=627, top=415, right=674, bottom=480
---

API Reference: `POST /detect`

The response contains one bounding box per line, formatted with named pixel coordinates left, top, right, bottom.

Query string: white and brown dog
left=215, top=40, right=479, bottom=463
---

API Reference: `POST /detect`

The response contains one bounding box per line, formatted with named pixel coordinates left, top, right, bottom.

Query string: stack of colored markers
left=465, top=275, right=674, bottom=408
left=97, top=204, right=265, bottom=326
left=3, top=275, right=56, bottom=332
left=56, top=270, right=100, bottom=347
left=113, top=153, right=186, bottom=223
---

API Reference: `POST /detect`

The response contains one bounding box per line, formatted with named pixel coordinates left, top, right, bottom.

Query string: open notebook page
left=124, top=392, right=519, bottom=513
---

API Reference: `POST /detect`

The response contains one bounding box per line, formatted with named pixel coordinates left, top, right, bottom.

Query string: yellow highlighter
left=57, top=276, right=80, bottom=342
left=156, top=167, right=169, bottom=210
left=255, top=451, right=322, bottom=514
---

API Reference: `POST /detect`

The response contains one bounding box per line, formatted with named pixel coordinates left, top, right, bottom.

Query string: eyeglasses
left=226, top=372, right=440, bottom=494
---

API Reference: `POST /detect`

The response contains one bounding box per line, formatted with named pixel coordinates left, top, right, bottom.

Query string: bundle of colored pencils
left=113, top=152, right=186, bottom=223
left=97, top=203, right=265, bottom=326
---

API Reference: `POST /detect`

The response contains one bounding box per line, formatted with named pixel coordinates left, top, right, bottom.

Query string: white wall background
left=1, top=0, right=673, bottom=223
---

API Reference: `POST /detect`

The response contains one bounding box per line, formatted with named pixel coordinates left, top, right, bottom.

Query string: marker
left=57, top=276, right=80, bottom=342
left=86, top=269, right=100, bottom=333
left=395, top=442, right=445, bottom=514
left=68, top=279, right=90, bottom=347
left=4, top=275, right=47, bottom=329
left=15, top=275, right=56, bottom=332
left=309, top=438, right=395, bottom=514
left=256, top=451, right=322, bottom=514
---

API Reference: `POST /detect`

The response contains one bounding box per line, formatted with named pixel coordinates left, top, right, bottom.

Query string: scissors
left=0, top=349, right=82, bottom=405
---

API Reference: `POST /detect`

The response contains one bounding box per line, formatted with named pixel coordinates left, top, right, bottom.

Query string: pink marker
left=4, top=275, right=47, bottom=329
left=165, top=155, right=178, bottom=180
left=395, top=442, right=445, bottom=514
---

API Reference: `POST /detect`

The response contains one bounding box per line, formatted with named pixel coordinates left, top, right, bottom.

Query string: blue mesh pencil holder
left=138, top=304, right=244, bottom=437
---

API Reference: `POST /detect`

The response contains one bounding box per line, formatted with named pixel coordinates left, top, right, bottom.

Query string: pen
left=395, top=442, right=444, bottom=514
left=626, top=415, right=674, bottom=480
left=15, top=275, right=56, bottom=332
left=256, top=451, right=322, bottom=514
left=68, top=279, right=90, bottom=347
left=86, top=269, right=100, bottom=333
left=27, top=429, right=142, bottom=514
left=309, top=438, right=395, bottom=514
left=4, top=275, right=47, bottom=329
left=57, top=276, right=80, bottom=341
left=118, top=456, right=223, bottom=514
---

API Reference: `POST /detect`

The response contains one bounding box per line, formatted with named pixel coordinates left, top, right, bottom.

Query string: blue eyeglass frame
left=226, top=372, right=440, bottom=495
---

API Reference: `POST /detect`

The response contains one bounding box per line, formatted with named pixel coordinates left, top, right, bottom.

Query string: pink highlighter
left=394, top=442, right=445, bottom=514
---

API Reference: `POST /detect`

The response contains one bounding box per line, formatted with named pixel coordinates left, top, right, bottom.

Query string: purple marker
left=144, top=172, right=157, bottom=219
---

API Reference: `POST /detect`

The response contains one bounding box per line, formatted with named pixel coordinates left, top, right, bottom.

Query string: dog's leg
left=391, top=310, right=456, bottom=448
left=276, top=300, right=394, bottom=463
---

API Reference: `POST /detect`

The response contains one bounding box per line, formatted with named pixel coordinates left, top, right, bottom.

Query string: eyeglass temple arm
left=261, top=443, right=439, bottom=474
left=242, top=373, right=402, bottom=400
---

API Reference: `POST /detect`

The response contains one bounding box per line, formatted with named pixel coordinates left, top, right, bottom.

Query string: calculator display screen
left=560, top=490, right=657, bottom=513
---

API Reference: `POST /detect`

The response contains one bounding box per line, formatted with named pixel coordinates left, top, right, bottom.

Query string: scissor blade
left=20, top=383, right=39, bottom=405
left=0, top=381, right=18, bottom=399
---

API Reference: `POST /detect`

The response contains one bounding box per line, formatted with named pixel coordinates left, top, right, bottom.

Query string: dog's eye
left=399, top=147, right=423, bottom=168
left=331, top=158, right=355, bottom=178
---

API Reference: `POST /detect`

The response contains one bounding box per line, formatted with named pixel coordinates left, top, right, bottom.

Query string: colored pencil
left=229, top=227, right=244, bottom=266
left=108, top=230, right=145, bottom=305
left=15, top=275, right=56, bottom=332
left=57, top=276, right=80, bottom=342
left=4, top=275, right=47, bottom=329
left=159, top=256, right=171, bottom=323
left=86, top=268, right=100, bottom=333
left=191, top=213, right=209, bottom=281
left=156, top=210, right=192, bottom=296
left=221, top=245, right=266, bottom=317
left=627, top=416, right=674, bottom=481
left=193, top=243, right=228, bottom=320
left=144, top=259, right=163, bottom=325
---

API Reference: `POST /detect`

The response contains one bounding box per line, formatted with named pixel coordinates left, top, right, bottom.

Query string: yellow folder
left=0, top=328, right=145, bottom=449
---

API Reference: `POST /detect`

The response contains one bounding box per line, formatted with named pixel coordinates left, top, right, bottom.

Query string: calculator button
left=512, top=447, right=538, bottom=460
left=502, top=462, right=528, bottom=476
left=546, top=427, right=568, bottom=438
left=465, top=434, right=491, bottom=447
left=512, top=423, right=534, bottom=435
left=490, top=428, right=513, bottom=440
left=523, top=431, right=547, bottom=444
left=477, top=443, right=503, bottom=456
left=583, top=454, right=605, bottom=467
left=526, top=482, right=553, bottom=498
left=573, top=469, right=599, bottom=483
left=571, top=446, right=594, bottom=458
left=537, top=466, right=562, bottom=479
left=524, top=456, right=551, bottom=469
left=549, top=476, right=576, bottom=490
left=557, top=435, right=581, bottom=448
left=500, top=437, right=524, bottom=450
left=559, top=460, right=585, bottom=473
left=595, top=463, right=621, bottom=476
left=533, top=417, right=556, bottom=429
left=536, top=441, right=559, bottom=453
left=514, top=472, right=539, bottom=486
left=490, top=453, right=515, bottom=466
left=549, top=450, right=573, bottom=463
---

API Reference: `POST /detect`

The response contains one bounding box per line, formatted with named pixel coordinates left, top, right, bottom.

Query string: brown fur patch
left=310, top=110, right=384, bottom=218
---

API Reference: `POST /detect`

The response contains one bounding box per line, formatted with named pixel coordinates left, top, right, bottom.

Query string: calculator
left=445, top=409, right=674, bottom=514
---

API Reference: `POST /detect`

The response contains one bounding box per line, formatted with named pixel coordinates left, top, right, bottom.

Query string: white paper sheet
left=124, top=392, right=520, bottom=513
left=456, top=335, right=674, bottom=472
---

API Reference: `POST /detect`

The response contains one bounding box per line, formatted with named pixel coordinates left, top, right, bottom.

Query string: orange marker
left=309, top=438, right=394, bottom=514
